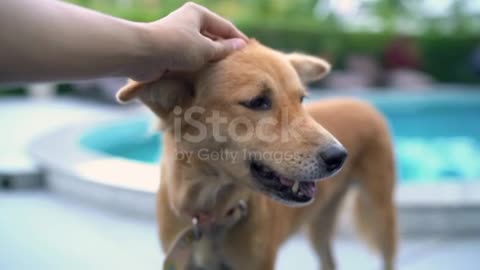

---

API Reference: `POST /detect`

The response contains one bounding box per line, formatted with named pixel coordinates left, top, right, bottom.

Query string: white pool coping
left=53, top=154, right=480, bottom=208
left=0, top=97, right=142, bottom=188
left=30, top=116, right=480, bottom=204
left=29, top=114, right=480, bottom=235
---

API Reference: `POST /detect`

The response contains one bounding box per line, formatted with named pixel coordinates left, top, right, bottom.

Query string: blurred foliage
left=68, top=0, right=480, bottom=33
left=0, top=87, right=26, bottom=97
left=64, top=1, right=480, bottom=84
left=0, top=84, right=76, bottom=96
left=246, top=26, right=480, bottom=83
left=69, top=0, right=320, bottom=22
left=2, top=0, right=477, bottom=97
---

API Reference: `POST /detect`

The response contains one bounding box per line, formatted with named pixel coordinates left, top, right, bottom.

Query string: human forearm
left=0, top=0, right=149, bottom=83
left=0, top=1, right=247, bottom=84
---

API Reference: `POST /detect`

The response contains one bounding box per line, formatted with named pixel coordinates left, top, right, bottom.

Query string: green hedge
left=0, top=87, right=26, bottom=97
left=63, top=1, right=480, bottom=85
left=64, top=1, right=479, bottom=84
left=240, top=23, right=480, bottom=84
left=1, top=9, right=478, bottom=94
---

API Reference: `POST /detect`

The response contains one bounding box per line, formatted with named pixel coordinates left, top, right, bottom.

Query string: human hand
left=131, top=2, right=248, bottom=82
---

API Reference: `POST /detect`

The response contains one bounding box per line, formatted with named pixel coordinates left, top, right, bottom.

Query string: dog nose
left=319, top=145, right=348, bottom=173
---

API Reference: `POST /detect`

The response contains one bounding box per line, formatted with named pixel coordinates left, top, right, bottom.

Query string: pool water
left=397, top=137, right=480, bottom=182
left=81, top=91, right=480, bottom=183
left=81, top=119, right=163, bottom=164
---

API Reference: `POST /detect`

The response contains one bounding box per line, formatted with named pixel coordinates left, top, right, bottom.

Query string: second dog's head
left=117, top=41, right=347, bottom=206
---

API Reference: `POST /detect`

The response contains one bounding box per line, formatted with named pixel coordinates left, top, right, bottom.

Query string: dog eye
left=240, top=95, right=272, bottom=110
left=300, top=95, right=306, bottom=103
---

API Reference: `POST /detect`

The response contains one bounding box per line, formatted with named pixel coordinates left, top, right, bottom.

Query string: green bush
left=241, top=23, right=480, bottom=84
left=65, top=0, right=479, bottom=84
left=3, top=1, right=477, bottom=93
left=0, top=87, right=26, bottom=97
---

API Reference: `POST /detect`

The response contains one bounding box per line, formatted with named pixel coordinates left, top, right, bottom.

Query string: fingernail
left=232, top=38, right=247, bottom=50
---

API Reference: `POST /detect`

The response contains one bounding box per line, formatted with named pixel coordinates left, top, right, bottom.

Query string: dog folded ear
left=287, top=53, right=331, bottom=83
left=117, top=78, right=194, bottom=125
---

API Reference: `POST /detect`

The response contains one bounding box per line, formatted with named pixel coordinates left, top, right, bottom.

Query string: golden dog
left=117, top=40, right=397, bottom=270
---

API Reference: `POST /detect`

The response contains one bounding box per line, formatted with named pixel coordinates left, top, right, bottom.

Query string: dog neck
left=162, top=132, right=250, bottom=223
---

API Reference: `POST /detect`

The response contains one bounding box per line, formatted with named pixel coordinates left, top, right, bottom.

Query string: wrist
left=123, top=21, right=169, bottom=81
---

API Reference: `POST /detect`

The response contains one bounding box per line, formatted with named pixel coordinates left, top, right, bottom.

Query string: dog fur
left=117, top=41, right=397, bottom=270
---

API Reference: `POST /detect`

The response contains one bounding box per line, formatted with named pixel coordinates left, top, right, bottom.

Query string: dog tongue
left=300, top=183, right=316, bottom=197
left=279, top=177, right=294, bottom=187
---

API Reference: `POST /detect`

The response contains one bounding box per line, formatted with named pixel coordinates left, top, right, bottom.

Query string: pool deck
left=0, top=190, right=477, bottom=270
left=0, top=96, right=140, bottom=179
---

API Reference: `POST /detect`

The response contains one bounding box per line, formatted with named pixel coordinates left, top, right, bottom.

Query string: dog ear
left=287, top=53, right=331, bottom=83
left=117, top=78, right=194, bottom=126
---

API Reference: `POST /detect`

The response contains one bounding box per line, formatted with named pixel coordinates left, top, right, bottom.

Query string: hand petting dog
left=0, top=1, right=247, bottom=83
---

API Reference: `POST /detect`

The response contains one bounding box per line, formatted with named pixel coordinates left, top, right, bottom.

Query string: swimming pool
left=81, top=90, right=480, bottom=183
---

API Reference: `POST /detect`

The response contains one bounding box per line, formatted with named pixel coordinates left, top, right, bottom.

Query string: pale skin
left=0, top=1, right=247, bottom=83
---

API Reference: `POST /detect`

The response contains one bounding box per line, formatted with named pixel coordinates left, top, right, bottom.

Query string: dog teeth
left=292, top=181, right=300, bottom=193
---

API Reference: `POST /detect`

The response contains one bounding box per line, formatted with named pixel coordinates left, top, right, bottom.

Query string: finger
left=209, top=38, right=247, bottom=62
left=197, top=6, right=248, bottom=41
left=201, top=30, right=219, bottom=41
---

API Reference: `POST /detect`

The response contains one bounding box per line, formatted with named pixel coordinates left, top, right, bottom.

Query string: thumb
left=210, top=38, right=247, bottom=61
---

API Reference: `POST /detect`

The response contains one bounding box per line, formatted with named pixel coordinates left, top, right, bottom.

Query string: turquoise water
left=81, top=91, right=480, bottom=182
left=81, top=118, right=162, bottom=164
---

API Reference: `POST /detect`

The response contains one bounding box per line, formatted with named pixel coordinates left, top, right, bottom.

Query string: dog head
left=117, top=41, right=347, bottom=206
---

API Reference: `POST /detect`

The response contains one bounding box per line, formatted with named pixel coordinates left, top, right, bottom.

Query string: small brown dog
left=117, top=41, right=397, bottom=270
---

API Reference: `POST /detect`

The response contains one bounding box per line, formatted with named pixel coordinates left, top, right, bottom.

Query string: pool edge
left=29, top=115, right=480, bottom=236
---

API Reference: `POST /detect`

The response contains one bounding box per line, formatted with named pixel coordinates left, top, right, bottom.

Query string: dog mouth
left=249, top=160, right=316, bottom=205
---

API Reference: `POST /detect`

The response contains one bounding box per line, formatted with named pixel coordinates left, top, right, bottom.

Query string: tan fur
left=118, top=41, right=397, bottom=270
